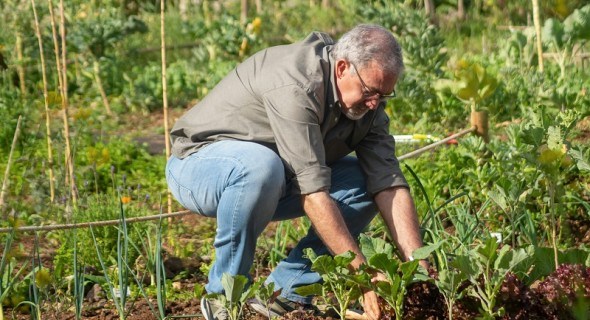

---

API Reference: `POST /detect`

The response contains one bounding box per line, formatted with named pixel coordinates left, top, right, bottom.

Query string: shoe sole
left=247, top=298, right=281, bottom=318
left=201, top=297, right=214, bottom=320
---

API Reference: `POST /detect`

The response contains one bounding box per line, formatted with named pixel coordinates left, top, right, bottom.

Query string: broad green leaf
left=334, top=251, right=355, bottom=268
left=488, top=188, right=508, bottom=212
left=542, top=18, right=565, bottom=49
left=221, top=273, right=248, bottom=304
left=360, top=234, right=394, bottom=261
left=432, top=78, right=455, bottom=92
left=563, top=5, right=590, bottom=41
left=520, top=127, right=545, bottom=147
left=478, top=237, right=500, bottom=262
left=412, top=241, right=443, bottom=260
left=310, top=255, right=336, bottom=275
left=368, top=253, right=398, bottom=279
left=295, top=283, right=323, bottom=297
left=528, top=247, right=590, bottom=283
left=570, top=148, right=590, bottom=172
left=451, top=255, right=477, bottom=278
left=546, top=126, right=564, bottom=151
left=493, top=244, right=511, bottom=270
left=399, top=260, right=419, bottom=282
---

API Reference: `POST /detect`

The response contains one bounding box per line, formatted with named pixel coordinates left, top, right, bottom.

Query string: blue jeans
left=166, top=140, right=377, bottom=303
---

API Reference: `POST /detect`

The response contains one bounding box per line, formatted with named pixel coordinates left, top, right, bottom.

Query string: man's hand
left=301, top=191, right=366, bottom=268
left=361, top=289, right=381, bottom=320
left=360, top=271, right=387, bottom=320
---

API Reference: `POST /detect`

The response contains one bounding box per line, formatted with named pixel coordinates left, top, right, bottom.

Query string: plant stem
left=93, top=59, right=112, bottom=116
left=31, top=0, right=56, bottom=203
left=0, top=115, right=22, bottom=214
left=549, top=180, right=559, bottom=269
left=15, top=33, right=26, bottom=96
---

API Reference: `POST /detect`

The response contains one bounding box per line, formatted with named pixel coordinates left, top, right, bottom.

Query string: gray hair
left=332, top=24, right=404, bottom=77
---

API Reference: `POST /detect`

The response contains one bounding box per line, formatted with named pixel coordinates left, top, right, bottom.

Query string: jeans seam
left=230, top=169, right=246, bottom=271
left=166, top=167, right=205, bottom=215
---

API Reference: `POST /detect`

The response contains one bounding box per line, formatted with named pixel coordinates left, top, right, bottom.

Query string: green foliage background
left=0, top=0, right=589, bottom=317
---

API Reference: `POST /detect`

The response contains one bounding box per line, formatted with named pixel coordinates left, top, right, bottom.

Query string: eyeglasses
left=351, top=63, right=396, bottom=103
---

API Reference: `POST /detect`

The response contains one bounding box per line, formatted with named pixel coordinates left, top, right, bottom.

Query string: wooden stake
left=424, top=0, right=436, bottom=23
left=470, top=110, right=489, bottom=143
left=161, top=0, right=172, bottom=215
left=0, top=116, right=23, bottom=214
left=48, top=0, right=77, bottom=205
left=241, top=0, right=248, bottom=24
left=16, top=33, right=26, bottom=96
left=59, top=0, right=77, bottom=205
left=31, top=0, right=56, bottom=202
left=532, top=0, right=544, bottom=72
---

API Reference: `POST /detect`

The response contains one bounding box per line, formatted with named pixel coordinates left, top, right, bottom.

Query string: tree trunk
left=457, top=0, right=466, bottom=20
left=424, top=0, right=436, bottom=24
left=241, top=0, right=248, bottom=24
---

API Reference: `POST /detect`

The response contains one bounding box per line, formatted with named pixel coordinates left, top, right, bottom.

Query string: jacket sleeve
left=355, top=108, right=409, bottom=196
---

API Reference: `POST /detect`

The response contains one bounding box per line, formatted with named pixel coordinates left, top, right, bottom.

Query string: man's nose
left=365, top=98, right=379, bottom=109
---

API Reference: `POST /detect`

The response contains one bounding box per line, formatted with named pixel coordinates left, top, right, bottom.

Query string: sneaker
left=201, top=297, right=229, bottom=320
left=248, top=296, right=320, bottom=318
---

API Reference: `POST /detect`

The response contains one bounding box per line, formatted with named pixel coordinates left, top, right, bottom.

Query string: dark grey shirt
left=170, top=32, right=408, bottom=195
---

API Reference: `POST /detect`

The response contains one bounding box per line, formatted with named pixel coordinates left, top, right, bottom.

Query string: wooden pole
left=470, top=110, right=489, bottom=143
left=48, top=0, right=77, bottom=206
left=241, top=0, right=248, bottom=24
left=532, top=0, right=544, bottom=72
left=424, top=0, right=436, bottom=22
left=161, top=0, right=172, bottom=216
left=457, top=0, right=465, bottom=20
left=31, top=0, right=56, bottom=202
left=16, top=33, right=26, bottom=96
left=59, top=0, right=77, bottom=205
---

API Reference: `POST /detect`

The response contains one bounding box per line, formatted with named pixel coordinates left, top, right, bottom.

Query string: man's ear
left=335, top=59, right=348, bottom=79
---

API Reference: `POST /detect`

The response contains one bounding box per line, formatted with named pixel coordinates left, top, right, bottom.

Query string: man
left=166, top=24, right=427, bottom=320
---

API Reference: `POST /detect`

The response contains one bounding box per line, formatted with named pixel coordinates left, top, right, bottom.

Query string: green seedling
left=454, top=238, right=532, bottom=319
left=253, top=280, right=279, bottom=319
left=1, top=229, right=29, bottom=320
left=296, top=249, right=364, bottom=320
left=206, top=273, right=258, bottom=320
left=367, top=252, right=424, bottom=319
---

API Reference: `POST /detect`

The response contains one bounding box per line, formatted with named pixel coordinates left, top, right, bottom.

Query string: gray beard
left=342, top=105, right=369, bottom=120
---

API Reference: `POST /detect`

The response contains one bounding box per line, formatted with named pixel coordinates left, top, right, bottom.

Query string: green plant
left=252, top=280, right=279, bottom=319
left=518, top=107, right=585, bottom=267
left=436, top=262, right=468, bottom=320
left=454, top=238, right=532, bottom=319
left=366, top=253, right=421, bottom=319
left=207, top=273, right=258, bottom=320
left=0, top=228, right=30, bottom=320
left=72, top=228, right=85, bottom=320
left=433, top=59, right=498, bottom=113
left=542, top=5, right=590, bottom=79
left=296, top=249, right=364, bottom=319
left=89, top=196, right=135, bottom=320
